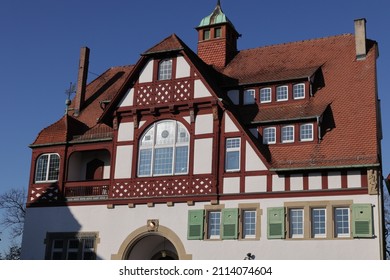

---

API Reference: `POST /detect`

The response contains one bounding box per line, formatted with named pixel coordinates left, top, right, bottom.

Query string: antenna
left=65, top=82, right=76, bottom=114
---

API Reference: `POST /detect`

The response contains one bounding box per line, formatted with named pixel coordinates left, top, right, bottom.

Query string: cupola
left=196, top=1, right=239, bottom=69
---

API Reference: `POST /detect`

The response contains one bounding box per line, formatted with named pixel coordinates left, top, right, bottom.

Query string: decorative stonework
left=367, top=169, right=378, bottom=195
left=29, top=185, right=59, bottom=203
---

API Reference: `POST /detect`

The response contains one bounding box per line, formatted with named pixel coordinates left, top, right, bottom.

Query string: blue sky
left=0, top=0, right=389, bottom=252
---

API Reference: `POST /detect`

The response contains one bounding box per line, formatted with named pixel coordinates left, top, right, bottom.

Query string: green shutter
left=187, top=210, right=204, bottom=240
left=222, top=208, right=239, bottom=239
left=267, top=207, right=285, bottom=239
left=352, top=204, right=373, bottom=238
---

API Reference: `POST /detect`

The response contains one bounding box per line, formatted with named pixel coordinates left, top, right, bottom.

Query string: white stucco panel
left=328, top=171, right=342, bottom=189
left=114, top=145, right=133, bottom=179
left=193, top=138, right=213, bottom=174
left=195, top=114, right=213, bottom=135
left=224, top=113, right=239, bottom=133
left=245, top=141, right=267, bottom=171
left=194, top=79, right=212, bottom=98
left=223, top=177, right=240, bottom=194
left=245, top=175, right=267, bottom=193
left=175, top=56, right=191, bottom=78
left=119, top=88, right=134, bottom=107
left=290, top=174, right=304, bottom=191
left=117, top=122, right=134, bottom=142
left=138, top=59, right=154, bottom=83
left=308, top=172, right=322, bottom=190
left=272, top=174, right=285, bottom=192
left=347, top=170, right=361, bottom=188
left=227, top=90, right=239, bottom=105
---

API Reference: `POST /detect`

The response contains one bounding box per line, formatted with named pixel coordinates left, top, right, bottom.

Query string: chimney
left=354, top=18, right=367, bottom=60
left=73, top=47, right=90, bottom=116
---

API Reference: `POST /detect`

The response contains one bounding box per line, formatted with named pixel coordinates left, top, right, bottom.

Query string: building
left=21, top=2, right=384, bottom=260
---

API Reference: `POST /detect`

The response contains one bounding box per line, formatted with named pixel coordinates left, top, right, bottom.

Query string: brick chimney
left=354, top=18, right=367, bottom=60
left=73, top=47, right=90, bottom=116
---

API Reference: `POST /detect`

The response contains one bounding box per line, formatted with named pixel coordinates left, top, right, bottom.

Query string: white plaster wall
left=308, top=172, right=322, bottom=190
left=114, top=145, right=133, bottom=179
left=245, top=141, right=267, bottom=171
left=223, top=177, right=240, bottom=194
left=119, top=88, right=134, bottom=107
left=347, top=171, right=361, bottom=188
left=245, top=175, right=267, bottom=193
left=290, top=174, right=303, bottom=191
left=272, top=174, right=285, bottom=192
left=328, top=172, right=342, bottom=189
left=175, top=56, right=191, bottom=78
left=117, top=122, right=134, bottom=142
left=227, top=90, right=239, bottom=105
left=194, top=79, right=212, bottom=98
left=139, top=59, right=154, bottom=83
left=21, top=193, right=381, bottom=260
left=224, top=113, right=239, bottom=133
left=195, top=114, right=213, bottom=135
left=193, top=138, right=213, bottom=174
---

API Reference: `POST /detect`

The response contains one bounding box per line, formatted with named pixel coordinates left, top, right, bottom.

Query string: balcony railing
left=65, top=181, right=109, bottom=201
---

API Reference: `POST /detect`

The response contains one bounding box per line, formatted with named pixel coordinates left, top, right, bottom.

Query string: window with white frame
left=300, top=123, right=313, bottom=141
left=263, top=127, right=276, bottom=144
left=208, top=211, right=221, bottom=239
left=276, top=85, right=288, bottom=101
left=243, top=89, right=256, bottom=105
left=158, top=59, right=172, bottom=80
left=311, top=208, right=326, bottom=238
left=289, top=209, right=304, bottom=238
left=138, top=120, right=189, bottom=177
left=225, top=138, right=240, bottom=172
left=334, top=207, right=350, bottom=237
left=260, top=87, right=272, bottom=103
left=35, top=153, right=60, bottom=183
left=281, top=125, right=294, bottom=143
left=293, top=83, right=305, bottom=99
left=242, top=210, right=257, bottom=239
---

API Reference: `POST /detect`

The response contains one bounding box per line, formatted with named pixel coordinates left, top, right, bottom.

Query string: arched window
left=35, top=153, right=60, bottom=182
left=158, top=59, right=172, bottom=80
left=138, top=120, right=189, bottom=177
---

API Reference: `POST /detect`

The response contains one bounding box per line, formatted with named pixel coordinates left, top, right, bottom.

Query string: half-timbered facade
left=21, top=3, right=384, bottom=260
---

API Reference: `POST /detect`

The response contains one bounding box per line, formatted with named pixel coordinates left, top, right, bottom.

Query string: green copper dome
left=198, top=1, right=233, bottom=27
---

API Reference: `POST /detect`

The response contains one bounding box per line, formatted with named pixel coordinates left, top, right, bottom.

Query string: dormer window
left=214, top=27, right=221, bottom=38
left=203, top=29, right=211, bottom=40
left=300, top=124, right=313, bottom=141
left=260, top=87, right=271, bottom=103
left=158, top=59, right=172, bottom=80
left=263, top=127, right=276, bottom=144
left=276, top=85, right=288, bottom=101
left=243, top=89, right=255, bottom=105
left=293, top=83, right=305, bottom=99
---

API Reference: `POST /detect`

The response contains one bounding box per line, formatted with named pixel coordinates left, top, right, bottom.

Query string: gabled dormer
left=196, top=1, right=239, bottom=69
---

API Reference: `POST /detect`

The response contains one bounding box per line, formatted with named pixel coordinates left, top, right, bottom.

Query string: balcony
left=65, top=181, right=109, bottom=201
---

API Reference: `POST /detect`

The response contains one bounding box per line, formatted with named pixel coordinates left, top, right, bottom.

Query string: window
left=203, top=29, right=210, bottom=40
left=35, top=153, right=60, bottom=182
left=334, top=207, right=350, bottom=237
left=289, top=209, right=304, bottom=238
left=293, top=83, right=305, bottom=99
left=225, top=138, right=240, bottom=172
left=208, top=211, right=221, bottom=239
left=138, top=120, right=189, bottom=177
left=263, top=127, right=276, bottom=144
left=300, top=124, right=313, bottom=141
left=260, top=87, right=272, bottom=103
left=312, top=208, right=326, bottom=238
left=242, top=210, right=256, bottom=238
left=281, top=126, right=294, bottom=143
left=276, top=85, right=288, bottom=101
left=158, top=59, right=172, bottom=80
left=243, top=89, right=256, bottom=104
left=214, top=27, right=221, bottom=38
left=45, top=232, right=97, bottom=260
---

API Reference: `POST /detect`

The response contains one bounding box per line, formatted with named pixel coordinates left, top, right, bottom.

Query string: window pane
left=300, top=124, right=313, bottom=141
left=153, top=147, right=173, bottom=175
left=156, top=121, right=175, bottom=145
left=312, top=208, right=326, bottom=237
left=208, top=212, right=221, bottom=238
left=36, top=155, right=48, bottom=182
left=48, top=154, right=60, bottom=181
left=226, top=151, right=239, bottom=170
left=260, top=88, right=271, bottom=103
left=263, top=127, right=276, bottom=144
left=140, top=127, right=154, bottom=147
left=281, top=126, right=294, bottom=143
left=158, top=59, right=172, bottom=80
left=203, top=29, right=210, bottom=40
left=335, top=208, right=350, bottom=237
left=243, top=210, right=256, bottom=238
left=138, top=149, right=152, bottom=176
left=290, top=209, right=304, bottom=238
left=293, top=83, right=305, bottom=99
left=243, top=89, right=255, bottom=104
left=276, top=86, right=288, bottom=101
left=177, top=123, right=189, bottom=143
left=214, top=27, right=221, bottom=38
left=226, top=138, right=240, bottom=149
left=175, top=146, right=188, bottom=174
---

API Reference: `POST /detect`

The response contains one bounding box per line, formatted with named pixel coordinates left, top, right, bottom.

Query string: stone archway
left=111, top=225, right=192, bottom=260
